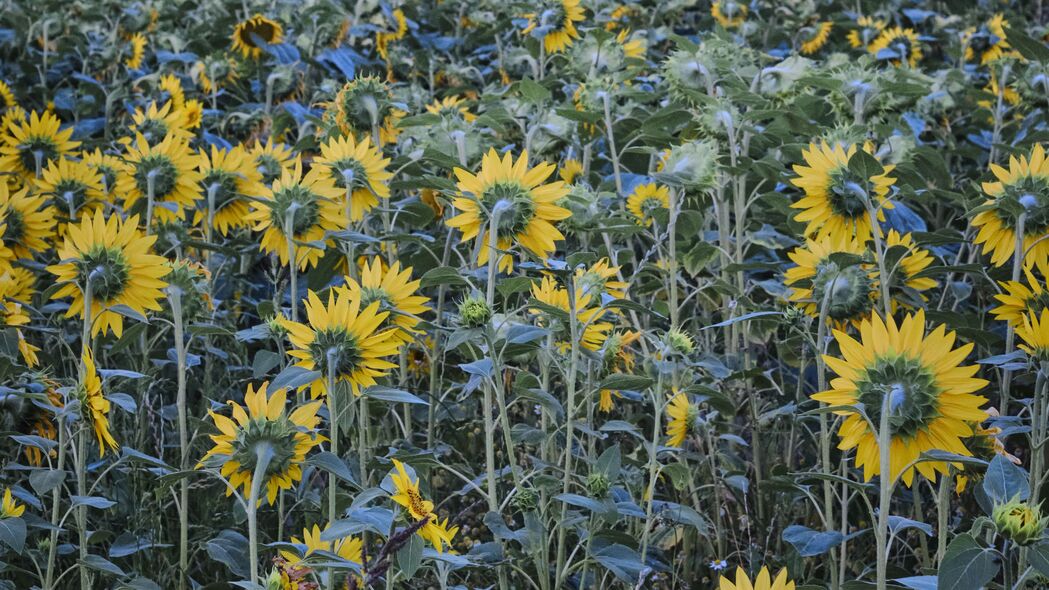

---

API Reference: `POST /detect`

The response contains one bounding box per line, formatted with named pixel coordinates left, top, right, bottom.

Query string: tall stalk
left=246, top=443, right=273, bottom=586
left=170, top=285, right=190, bottom=590
left=555, top=275, right=582, bottom=582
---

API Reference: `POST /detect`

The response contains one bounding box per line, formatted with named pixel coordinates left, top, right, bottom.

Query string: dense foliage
left=2, top=0, right=1049, bottom=589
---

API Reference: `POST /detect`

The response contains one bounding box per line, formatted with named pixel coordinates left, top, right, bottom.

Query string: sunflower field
left=8, top=0, right=1049, bottom=589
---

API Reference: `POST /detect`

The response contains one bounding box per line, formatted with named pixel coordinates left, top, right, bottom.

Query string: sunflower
left=978, top=74, right=1021, bottom=113
left=80, top=350, right=119, bottom=457
left=34, top=157, right=102, bottom=226
left=82, top=148, right=128, bottom=195
left=1018, top=309, right=1049, bottom=362
left=232, top=14, right=284, bottom=59
left=992, top=267, right=1049, bottom=327
left=250, top=138, right=295, bottom=185
left=324, top=76, right=392, bottom=139
left=530, top=275, right=612, bottom=352
left=972, top=145, right=1049, bottom=271
left=278, top=289, right=402, bottom=398
left=666, top=389, right=698, bottom=447
left=0, top=488, right=24, bottom=519
left=194, top=145, right=264, bottom=236
left=814, top=310, right=989, bottom=486
left=313, top=134, right=392, bottom=222
left=878, top=230, right=938, bottom=308
left=425, top=96, right=476, bottom=123
left=0, top=268, right=39, bottom=366
left=711, top=1, right=747, bottom=29
left=117, top=133, right=202, bottom=225
left=248, top=158, right=345, bottom=271
left=575, top=258, right=628, bottom=301
left=0, top=81, right=17, bottom=110
left=598, top=330, right=640, bottom=412
left=126, top=33, right=147, bottom=69
left=198, top=381, right=325, bottom=505
left=964, top=14, right=1019, bottom=65
left=0, top=110, right=80, bottom=178
left=847, top=16, right=885, bottom=49
left=19, top=380, right=62, bottom=465
left=127, top=100, right=191, bottom=144
left=559, top=159, right=584, bottom=184
left=387, top=459, right=457, bottom=552
left=791, top=141, right=895, bottom=245
left=180, top=100, right=203, bottom=130
left=280, top=523, right=363, bottom=567
left=339, top=257, right=430, bottom=344
left=719, top=567, right=796, bottom=590
left=626, top=182, right=669, bottom=226
left=447, top=149, right=571, bottom=272
left=800, top=22, right=833, bottom=55
left=158, top=74, right=185, bottom=109
left=47, top=211, right=170, bottom=337
left=868, top=26, right=922, bottom=68
left=375, top=8, right=408, bottom=61
left=785, top=234, right=878, bottom=328
left=522, top=0, right=585, bottom=53
left=0, top=181, right=54, bottom=262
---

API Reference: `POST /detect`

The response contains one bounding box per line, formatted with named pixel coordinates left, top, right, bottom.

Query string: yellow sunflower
left=47, top=211, right=170, bottom=337
left=117, top=133, right=202, bottom=225
left=313, top=134, right=392, bottom=222
left=80, top=350, right=119, bottom=457
left=719, top=567, right=796, bottom=590
left=626, top=182, right=669, bottom=227
left=198, top=381, right=324, bottom=505
left=82, top=148, right=129, bottom=196
left=785, top=234, right=877, bottom=328
left=158, top=74, right=186, bottom=109
left=878, top=230, right=938, bottom=308
left=868, top=26, right=922, bottom=67
left=964, top=13, right=1019, bottom=65
left=388, top=459, right=457, bottom=552
left=711, top=1, right=747, bottom=29
left=376, top=8, right=408, bottom=61
left=232, top=14, right=284, bottom=59
left=814, top=310, right=989, bottom=486
left=0, top=110, right=80, bottom=178
left=575, top=257, right=628, bottom=301
left=425, top=95, right=476, bottom=123
left=19, top=381, right=62, bottom=465
left=972, top=145, right=1049, bottom=270
left=848, top=16, right=886, bottom=49
left=791, top=141, right=895, bottom=245
left=559, top=159, right=584, bottom=184
left=598, top=330, right=640, bottom=412
left=338, top=257, right=430, bottom=344
left=0, top=180, right=54, bottom=262
left=1018, top=309, right=1049, bottom=361
left=128, top=100, right=191, bottom=144
left=522, top=0, right=585, bottom=53
left=530, top=275, right=612, bottom=352
left=992, top=267, right=1049, bottom=327
left=0, top=488, right=24, bottom=519
left=126, top=33, right=147, bottom=69
left=248, top=158, right=346, bottom=271
left=0, top=268, right=40, bottom=366
left=278, top=289, right=402, bottom=398
left=249, top=138, right=295, bottom=185
left=447, top=149, right=571, bottom=272
left=666, top=389, right=697, bottom=447
left=280, top=523, right=362, bottom=567
left=0, top=81, right=18, bottom=110
left=194, top=145, right=264, bottom=236
left=800, top=22, right=833, bottom=55
left=34, top=157, right=103, bottom=226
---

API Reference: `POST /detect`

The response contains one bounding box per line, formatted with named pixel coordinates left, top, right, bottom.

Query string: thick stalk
left=170, top=287, right=190, bottom=590
left=875, top=388, right=895, bottom=590
left=555, top=277, right=582, bottom=582
left=601, top=93, right=623, bottom=196
left=246, top=443, right=273, bottom=586
left=1002, top=213, right=1026, bottom=414
left=284, top=206, right=300, bottom=323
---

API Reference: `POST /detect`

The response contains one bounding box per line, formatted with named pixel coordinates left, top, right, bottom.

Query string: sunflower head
left=386, top=459, right=457, bottom=552
left=666, top=390, right=699, bottom=447
left=973, top=145, right=1049, bottom=270
left=232, top=14, right=284, bottom=59
left=994, top=497, right=1048, bottom=546
left=522, top=0, right=585, bottom=53
left=626, top=182, right=669, bottom=226
left=458, top=295, right=491, bottom=328
left=0, top=110, right=80, bottom=178
left=250, top=139, right=295, bottom=185
left=719, top=566, right=796, bottom=590
left=868, top=26, right=922, bottom=67
left=0, top=488, right=24, bottom=519
left=711, top=1, right=747, bottom=29
left=325, top=76, right=391, bottom=137
left=315, top=134, right=392, bottom=222
left=1018, top=309, right=1049, bottom=362
left=79, top=350, right=119, bottom=457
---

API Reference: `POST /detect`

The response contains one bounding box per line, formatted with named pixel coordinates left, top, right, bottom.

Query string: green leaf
left=782, top=524, right=843, bottom=557
left=0, top=517, right=25, bottom=554
left=308, top=452, right=358, bottom=487
left=982, top=453, right=1030, bottom=503
left=1004, top=26, right=1049, bottom=62
left=396, top=530, right=425, bottom=578
left=364, top=386, right=428, bottom=405
left=81, top=554, right=126, bottom=576
left=848, top=149, right=884, bottom=180
left=1027, top=541, right=1049, bottom=578
left=420, top=266, right=469, bottom=288
left=516, top=79, right=551, bottom=102
left=937, top=534, right=999, bottom=590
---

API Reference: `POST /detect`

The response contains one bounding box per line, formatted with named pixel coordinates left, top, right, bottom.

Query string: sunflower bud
left=587, top=472, right=611, bottom=498
left=665, top=329, right=695, bottom=355
left=657, top=140, right=718, bottom=192
left=459, top=296, right=491, bottom=328
left=512, top=487, right=539, bottom=511
left=993, top=498, right=1047, bottom=546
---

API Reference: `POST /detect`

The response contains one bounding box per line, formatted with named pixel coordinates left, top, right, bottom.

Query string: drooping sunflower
left=0, top=110, right=80, bottom=178
left=198, top=381, right=324, bottom=505
left=47, top=211, right=170, bottom=337
left=972, top=145, right=1049, bottom=271
left=1018, top=309, right=1049, bottom=361
left=278, top=289, right=402, bottom=398
left=964, top=13, right=1019, bottom=65
left=338, top=257, right=430, bottom=344
left=847, top=16, right=885, bottom=50
left=530, top=275, right=613, bottom=352
left=800, top=22, right=833, bottom=55
left=0, top=180, right=55, bottom=263
left=711, top=1, right=747, bottom=29
left=522, top=0, right=586, bottom=53
left=117, top=133, right=202, bottom=225
left=127, top=100, right=192, bottom=144
left=387, top=459, right=457, bottom=552
left=247, top=158, right=346, bottom=271
left=193, top=145, right=264, bottom=236
left=626, top=182, right=669, bottom=227
left=992, top=267, right=1049, bottom=327
left=666, top=389, right=698, bottom=447
left=375, top=8, right=408, bottom=62
left=313, top=134, right=392, bottom=222
left=0, top=488, right=24, bottom=519
left=280, top=523, right=362, bottom=568
left=447, top=149, right=571, bottom=272
left=125, top=33, right=147, bottom=69
left=80, top=350, right=119, bottom=457
left=791, top=141, right=896, bottom=244
left=0, top=268, right=39, bottom=366
left=34, top=157, right=103, bottom=226
left=158, top=74, right=186, bottom=110
left=814, top=310, right=989, bottom=486
left=785, top=234, right=877, bottom=328
left=232, top=14, right=284, bottom=59
left=249, top=138, right=295, bottom=185
left=719, top=567, right=796, bottom=590
left=868, top=26, right=923, bottom=68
